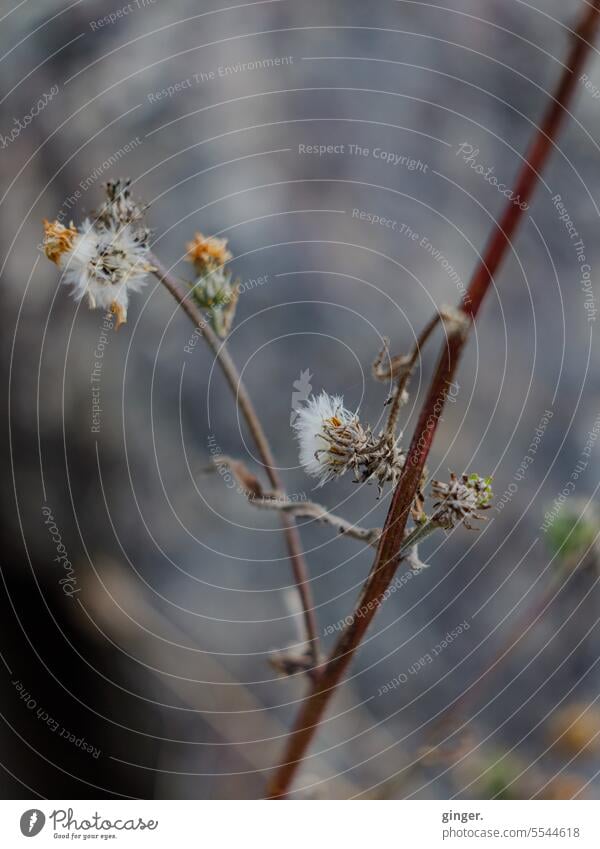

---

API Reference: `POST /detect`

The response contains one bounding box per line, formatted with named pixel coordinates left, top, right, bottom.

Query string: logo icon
left=290, top=369, right=312, bottom=426
left=19, top=810, right=45, bottom=837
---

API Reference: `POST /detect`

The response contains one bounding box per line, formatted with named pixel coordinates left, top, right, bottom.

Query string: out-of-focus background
left=2, top=0, right=600, bottom=799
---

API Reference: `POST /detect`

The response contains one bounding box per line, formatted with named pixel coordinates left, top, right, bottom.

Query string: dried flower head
left=185, top=231, right=238, bottom=337
left=294, top=391, right=405, bottom=493
left=431, top=473, right=492, bottom=530
left=186, top=231, right=232, bottom=273
left=94, top=178, right=150, bottom=244
left=43, top=218, right=153, bottom=329
left=190, top=266, right=239, bottom=337
left=42, top=181, right=154, bottom=328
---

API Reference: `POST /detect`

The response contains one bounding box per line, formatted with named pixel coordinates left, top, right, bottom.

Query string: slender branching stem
left=148, top=253, right=321, bottom=667
left=377, top=311, right=443, bottom=438
left=252, top=497, right=382, bottom=547
left=266, top=0, right=600, bottom=798
left=206, top=453, right=382, bottom=546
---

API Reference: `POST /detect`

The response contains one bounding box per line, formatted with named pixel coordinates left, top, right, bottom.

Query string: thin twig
left=207, top=453, right=382, bottom=546
left=149, top=253, right=321, bottom=668
left=374, top=305, right=469, bottom=441
left=266, top=1, right=600, bottom=797
left=253, top=497, right=382, bottom=547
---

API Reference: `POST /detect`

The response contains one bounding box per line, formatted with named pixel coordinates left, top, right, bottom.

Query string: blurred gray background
left=2, top=0, right=600, bottom=799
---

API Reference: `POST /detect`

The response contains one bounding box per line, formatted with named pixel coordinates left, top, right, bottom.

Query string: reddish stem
left=267, top=1, right=600, bottom=798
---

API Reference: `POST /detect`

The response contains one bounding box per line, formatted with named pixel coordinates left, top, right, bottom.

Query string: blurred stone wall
left=2, top=0, right=600, bottom=798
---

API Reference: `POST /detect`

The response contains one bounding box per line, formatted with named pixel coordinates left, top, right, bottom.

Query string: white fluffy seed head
left=56, top=220, right=153, bottom=326
left=293, top=391, right=361, bottom=486
left=42, top=181, right=153, bottom=328
left=293, top=391, right=406, bottom=494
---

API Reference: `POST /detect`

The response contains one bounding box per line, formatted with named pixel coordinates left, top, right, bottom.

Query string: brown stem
left=266, top=1, right=600, bottom=798
left=149, top=254, right=321, bottom=667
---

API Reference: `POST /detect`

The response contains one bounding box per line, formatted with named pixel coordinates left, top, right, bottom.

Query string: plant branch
left=253, top=497, right=383, bottom=547
left=207, top=453, right=382, bottom=546
left=375, top=307, right=462, bottom=438
left=266, top=1, right=600, bottom=797
left=149, top=253, right=321, bottom=668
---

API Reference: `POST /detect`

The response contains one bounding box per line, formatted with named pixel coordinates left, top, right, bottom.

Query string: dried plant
left=185, top=231, right=239, bottom=337
left=39, top=0, right=600, bottom=800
